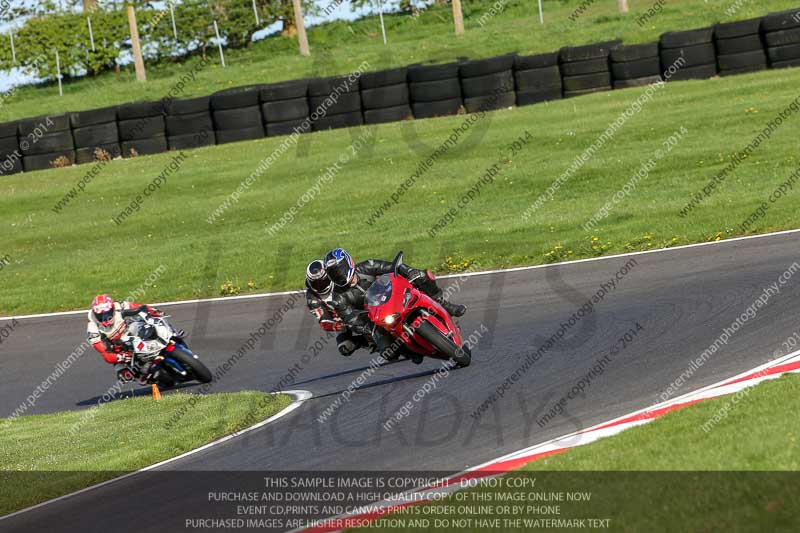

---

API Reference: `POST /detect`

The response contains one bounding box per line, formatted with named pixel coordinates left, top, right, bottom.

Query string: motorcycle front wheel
left=166, top=344, right=213, bottom=383
left=416, top=321, right=471, bottom=367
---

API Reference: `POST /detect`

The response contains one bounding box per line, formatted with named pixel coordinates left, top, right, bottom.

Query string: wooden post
left=618, top=0, right=630, bottom=13
left=452, top=0, right=465, bottom=35
left=127, top=5, right=147, bottom=82
left=292, top=0, right=310, bottom=56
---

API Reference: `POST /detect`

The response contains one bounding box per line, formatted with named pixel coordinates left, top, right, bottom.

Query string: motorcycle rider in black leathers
left=305, top=259, right=370, bottom=357
left=323, top=248, right=466, bottom=363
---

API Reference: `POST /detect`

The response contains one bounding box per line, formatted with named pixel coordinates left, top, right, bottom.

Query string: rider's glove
left=116, top=351, right=133, bottom=364
left=116, top=367, right=135, bottom=383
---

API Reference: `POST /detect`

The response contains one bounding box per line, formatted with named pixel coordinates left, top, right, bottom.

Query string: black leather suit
left=330, top=259, right=442, bottom=358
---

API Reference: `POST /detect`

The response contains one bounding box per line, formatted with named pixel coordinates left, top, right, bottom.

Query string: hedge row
left=2, top=7, right=799, bottom=176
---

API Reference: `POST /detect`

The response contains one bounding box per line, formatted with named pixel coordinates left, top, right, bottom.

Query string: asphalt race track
left=1, top=231, right=799, bottom=532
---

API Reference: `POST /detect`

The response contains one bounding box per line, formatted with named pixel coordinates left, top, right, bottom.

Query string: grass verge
left=3, top=0, right=800, bottom=120
left=0, top=391, right=292, bottom=516
left=356, top=374, right=800, bottom=532
left=2, top=67, right=800, bottom=315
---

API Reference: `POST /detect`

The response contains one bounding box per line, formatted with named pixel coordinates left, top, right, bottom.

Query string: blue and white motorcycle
left=120, top=312, right=212, bottom=387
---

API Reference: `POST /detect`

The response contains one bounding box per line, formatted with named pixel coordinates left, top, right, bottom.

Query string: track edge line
left=4, top=227, right=800, bottom=321
left=0, top=389, right=313, bottom=522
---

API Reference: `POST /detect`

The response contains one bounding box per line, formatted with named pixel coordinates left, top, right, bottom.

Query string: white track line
left=0, top=390, right=313, bottom=522
left=4, top=228, right=800, bottom=322
left=294, top=350, right=800, bottom=533
left=494, top=348, right=800, bottom=465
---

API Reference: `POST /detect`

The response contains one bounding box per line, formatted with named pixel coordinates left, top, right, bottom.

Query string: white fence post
left=538, top=0, right=544, bottom=24
left=55, top=49, right=63, bottom=96
left=378, top=0, right=387, bottom=45
left=213, top=20, right=225, bottom=67
left=169, top=2, right=178, bottom=39
left=87, top=17, right=96, bottom=51
left=10, top=32, right=16, bottom=65
left=251, top=0, right=260, bottom=26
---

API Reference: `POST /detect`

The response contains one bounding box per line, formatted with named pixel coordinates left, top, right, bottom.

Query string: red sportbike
left=366, top=252, right=471, bottom=367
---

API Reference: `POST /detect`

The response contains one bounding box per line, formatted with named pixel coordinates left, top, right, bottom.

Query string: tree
left=0, top=0, right=322, bottom=80
left=254, top=0, right=317, bottom=36
left=349, top=0, right=423, bottom=15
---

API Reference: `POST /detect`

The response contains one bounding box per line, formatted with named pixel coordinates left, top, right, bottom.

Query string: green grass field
left=357, top=374, right=800, bottom=532
left=0, top=391, right=291, bottom=515
left=2, top=66, right=800, bottom=315
left=3, top=0, right=799, bottom=120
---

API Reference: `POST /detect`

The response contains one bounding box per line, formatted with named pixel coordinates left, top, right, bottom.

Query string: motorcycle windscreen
left=366, top=274, right=393, bottom=307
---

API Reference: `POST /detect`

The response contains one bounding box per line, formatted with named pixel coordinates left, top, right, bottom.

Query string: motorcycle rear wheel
left=416, top=321, right=471, bottom=367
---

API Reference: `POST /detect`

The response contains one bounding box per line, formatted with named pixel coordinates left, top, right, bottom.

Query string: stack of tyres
left=70, top=107, right=120, bottom=164
left=166, top=95, right=216, bottom=150
left=20, top=114, right=74, bottom=171
left=714, top=17, right=768, bottom=76
left=459, top=54, right=516, bottom=113
left=261, top=80, right=311, bottom=137
left=559, top=40, right=620, bottom=97
left=514, top=52, right=562, bottom=106
left=610, top=42, right=662, bottom=88
left=407, top=62, right=463, bottom=118
left=359, top=67, right=413, bottom=125
left=660, top=27, right=718, bottom=80
left=762, top=8, right=800, bottom=69
left=118, top=101, right=168, bottom=157
left=210, top=86, right=264, bottom=144
left=0, top=121, right=21, bottom=176
left=309, top=76, right=363, bottom=131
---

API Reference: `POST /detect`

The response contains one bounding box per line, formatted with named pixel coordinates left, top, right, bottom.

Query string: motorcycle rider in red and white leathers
left=305, top=260, right=370, bottom=356
left=87, top=294, right=163, bottom=382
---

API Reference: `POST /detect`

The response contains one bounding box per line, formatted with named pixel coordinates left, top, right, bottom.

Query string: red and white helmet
left=91, top=294, right=116, bottom=326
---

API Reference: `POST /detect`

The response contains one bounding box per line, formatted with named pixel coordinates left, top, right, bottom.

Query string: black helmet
left=306, top=259, right=333, bottom=297
left=323, top=248, right=355, bottom=287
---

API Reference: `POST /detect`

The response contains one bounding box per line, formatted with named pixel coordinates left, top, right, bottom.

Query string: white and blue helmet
left=324, top=248, right=355, bottom=287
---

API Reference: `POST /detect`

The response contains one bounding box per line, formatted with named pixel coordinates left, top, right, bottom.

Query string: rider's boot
left=435, top=296, right=467, bottom=318
left=413, top=271, right=467, bottom=317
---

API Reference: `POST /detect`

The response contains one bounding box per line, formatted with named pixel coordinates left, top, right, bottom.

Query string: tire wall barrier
left=309, top=76, right=364, bottom=132
left=2, top=7, right=799, bottom=176
left=210, top=86, right=262, bottom=145
left=260, top=79, right=311, bottom=137
left=360, top=67, right=413, bottom=125
left=560, top=40, right=619, bottom=98
left=761, top=9, right=800, bottom=69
